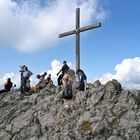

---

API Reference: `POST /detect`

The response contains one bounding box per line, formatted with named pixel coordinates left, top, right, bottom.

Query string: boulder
left=93, top=80, right=102, bottom=88
left=105, top=79, right=122, bottom=93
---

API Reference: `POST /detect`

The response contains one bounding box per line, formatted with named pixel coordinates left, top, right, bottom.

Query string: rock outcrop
left=0, top=80, right=140, bottom=140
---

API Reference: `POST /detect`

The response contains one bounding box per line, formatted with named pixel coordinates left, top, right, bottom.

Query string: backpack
left=63, top=84, right=72, bottom=100
left=24, top=70, right=33, bottom=79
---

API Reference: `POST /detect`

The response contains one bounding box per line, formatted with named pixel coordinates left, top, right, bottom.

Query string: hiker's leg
left=22, top=78, right=27, bottom=92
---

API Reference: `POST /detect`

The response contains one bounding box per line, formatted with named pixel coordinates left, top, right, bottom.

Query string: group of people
left=56, top=61, right=87, bottom=99
left=20, top=65, right=52, bottom=94
left=33, top=72, right=52, bottom=93
left=0, top=60, right=87, bottom=98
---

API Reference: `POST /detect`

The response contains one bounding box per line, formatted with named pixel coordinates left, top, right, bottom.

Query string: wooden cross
left=59, top=8, right=101, bottom=71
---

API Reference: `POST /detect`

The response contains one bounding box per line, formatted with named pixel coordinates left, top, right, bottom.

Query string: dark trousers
left=20, top=77, right=28, bottom=93
left=79, top=83, right=85, bottom=91
left=57, top=74, right=63, bottom=86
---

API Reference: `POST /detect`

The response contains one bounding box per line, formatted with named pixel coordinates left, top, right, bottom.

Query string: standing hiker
left=76, top=69, right=87, bottom=91
left=20, top=65, right=33, bottom=93
left=57, top=60, right=70, bottom=86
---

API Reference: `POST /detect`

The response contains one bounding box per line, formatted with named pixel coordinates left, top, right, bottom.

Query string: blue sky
left=0, top=0, right=140, bottom=88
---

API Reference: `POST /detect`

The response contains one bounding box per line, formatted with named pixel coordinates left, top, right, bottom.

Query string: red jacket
left=4, top=81, right=13, bottom=91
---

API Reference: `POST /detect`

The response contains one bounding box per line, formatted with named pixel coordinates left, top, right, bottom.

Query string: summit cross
left=58, top=8, right=101, bottom=71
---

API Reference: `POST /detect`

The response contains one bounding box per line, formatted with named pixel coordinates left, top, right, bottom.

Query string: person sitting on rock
left=76, top=69, right=87, bottom=91
left=34, top=72, right=47, bottom=93
left=46, top=74, right=53, bottom=86
left=57, top=60, right=70, bottom=86
left=0, top=78, right=13, bottom=94
left=40, top=72, right=47, bottom=79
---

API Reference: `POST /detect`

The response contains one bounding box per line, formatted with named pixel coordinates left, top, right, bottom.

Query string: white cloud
left=0, top=0, right=107, bottom=52
left=98, top=57, right=140, bottom=89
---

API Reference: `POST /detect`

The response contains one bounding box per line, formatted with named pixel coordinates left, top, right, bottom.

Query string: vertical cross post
left=76, top=8, right=80, bottom=71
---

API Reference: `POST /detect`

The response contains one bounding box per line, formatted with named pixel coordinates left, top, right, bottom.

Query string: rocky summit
left=0, top=79, right=140, bottom=140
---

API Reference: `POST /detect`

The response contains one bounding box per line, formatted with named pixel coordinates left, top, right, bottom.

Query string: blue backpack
left=25, top=70, right=33, bottom=79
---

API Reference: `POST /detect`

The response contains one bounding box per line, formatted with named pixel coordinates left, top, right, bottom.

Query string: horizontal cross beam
left=59, top=22, right=101, bottom=38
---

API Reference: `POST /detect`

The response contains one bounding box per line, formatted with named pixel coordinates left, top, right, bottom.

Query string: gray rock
left=105, top=79, right=122, bottom=93
left=0, top=80, right=140, bottom=140
left=93, top=80, right=102, bottom=88
left=107, top=136, right=123, bottom=140
left=92, top=119, right=111, bottom=138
